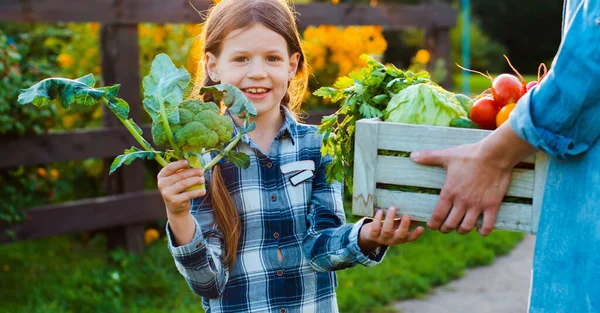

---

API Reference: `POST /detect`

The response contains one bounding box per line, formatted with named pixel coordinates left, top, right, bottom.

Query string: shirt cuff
left=347, top=217, right=388, bottom=267
left=510, top=87, right=586, bottom=158
left=166, top=218, right=206, bottom=259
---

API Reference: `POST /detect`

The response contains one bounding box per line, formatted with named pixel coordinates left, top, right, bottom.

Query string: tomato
left=470, top=97, right=500, bottom=130
left=492, top=74, right=525, bottom=107
left=496, top=103, right=516, bottom=128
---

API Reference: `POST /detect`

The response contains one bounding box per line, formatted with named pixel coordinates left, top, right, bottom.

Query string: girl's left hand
left=358, top=207, right=425, bottom=254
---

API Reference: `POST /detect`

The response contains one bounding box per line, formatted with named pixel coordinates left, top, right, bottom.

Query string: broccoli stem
left=203, top=132, right=244, bottom=170
left=157, top=88, right=183, bottom=158
left=101, top=97, right=169, bottom=167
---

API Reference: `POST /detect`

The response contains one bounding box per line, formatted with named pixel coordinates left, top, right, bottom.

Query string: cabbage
left=383, top=83, right=467, bottom=126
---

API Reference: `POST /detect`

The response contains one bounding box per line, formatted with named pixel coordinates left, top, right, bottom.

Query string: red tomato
left=471, top=97, right=500, bottom=130
left=492, top=74, right=525, bottom=107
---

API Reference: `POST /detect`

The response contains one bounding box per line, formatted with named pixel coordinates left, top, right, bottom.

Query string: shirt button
left=273, top=232, right=280, bottom=239
left=270, top=194, right=277, bottom=201
left=280, top=309, right=286, bottom=313
left=277, top=270, right=284, bottom=276
left=596, top=17, right=600, bottom=26
left=267, top=161, right=273, bottom=168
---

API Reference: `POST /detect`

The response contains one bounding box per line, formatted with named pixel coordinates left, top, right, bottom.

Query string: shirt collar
left=227, top=105, right=297, bottom=146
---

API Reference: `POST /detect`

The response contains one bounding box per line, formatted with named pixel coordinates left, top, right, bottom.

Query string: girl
left=158, top=0, right=424, bottom=312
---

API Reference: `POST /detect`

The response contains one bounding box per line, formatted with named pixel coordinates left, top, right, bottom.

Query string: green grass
left=0, top=213, right=523, bottom=313
left=452, top=73, right=538, bottom=97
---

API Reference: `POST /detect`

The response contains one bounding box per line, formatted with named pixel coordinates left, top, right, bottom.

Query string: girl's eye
left=234, top=56, right=249, bottom=62
left=266, top=56, right=281, bottom=62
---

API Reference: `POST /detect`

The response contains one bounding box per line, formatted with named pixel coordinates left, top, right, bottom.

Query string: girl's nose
left=247, top=60, right=268, bottom=80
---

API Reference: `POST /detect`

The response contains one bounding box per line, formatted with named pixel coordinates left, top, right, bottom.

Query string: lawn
left=452, top=73, right=538, bottom=97
left=0, top=212, right=523, bottom=313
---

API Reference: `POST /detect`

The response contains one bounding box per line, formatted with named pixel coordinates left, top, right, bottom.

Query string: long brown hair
left=189, top=0, right=309, bottom=268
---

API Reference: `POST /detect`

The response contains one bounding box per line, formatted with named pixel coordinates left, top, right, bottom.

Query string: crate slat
left=375, top=155, right=536, bottom=198
left=374, top=119, right=536, bottom=164
left=531, top=153, right=550, bottom=233
left=375, top=189, right=534, bottom=233
left=352, top=119, right=550, bottom=234
left=352, top=119, right=380, bottom=216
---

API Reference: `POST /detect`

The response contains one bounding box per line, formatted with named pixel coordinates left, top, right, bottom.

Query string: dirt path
left=394, top=235, right=535, bottom=313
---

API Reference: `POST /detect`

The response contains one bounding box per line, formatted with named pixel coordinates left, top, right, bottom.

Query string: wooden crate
left=352, top=118, right=550, bottom=234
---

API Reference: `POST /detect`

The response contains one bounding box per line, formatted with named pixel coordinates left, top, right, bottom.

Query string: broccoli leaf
left=110, top=147, right=162, bottom=174
left=225, top=150, right=251, bottom=169
left=98, top=84, right=121, bottom=97
left=200, top=84, right=257, bottom=118
left=142, top=53, right=190, bottom=122
left=104, top=94, right=130, bottom=120
left=18, top=74, right=104, bottom=109
left=128, top=118, right=143, bottom=135
left=239, top=121, right=256, bottom=134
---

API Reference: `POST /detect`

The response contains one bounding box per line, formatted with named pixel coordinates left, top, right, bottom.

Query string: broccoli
left=151, top=99, right=233, bottom=154
left=18, top=53, right=257, bottom=190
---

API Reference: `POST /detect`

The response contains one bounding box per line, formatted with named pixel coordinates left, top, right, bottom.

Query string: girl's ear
left=288, top=52, right=301, bottom=80
left=205, top=52, right=220, bottom=82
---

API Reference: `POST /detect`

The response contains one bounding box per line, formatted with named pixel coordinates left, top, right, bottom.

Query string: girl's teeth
left=246, top=88, right=267, bottom=94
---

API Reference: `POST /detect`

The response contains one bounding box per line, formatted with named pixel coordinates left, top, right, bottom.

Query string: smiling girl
left=157, top=1, right=424, bottom=312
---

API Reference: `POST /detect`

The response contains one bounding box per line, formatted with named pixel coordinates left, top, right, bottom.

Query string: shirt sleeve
left=302, top=154, right=388, bottom=272
left=509, top=2, right=600, bottom=159
left=165, top=170, right=229, bottom=299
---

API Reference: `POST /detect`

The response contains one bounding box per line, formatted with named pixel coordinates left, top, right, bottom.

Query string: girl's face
left=206, top=23, right=300, bottom=118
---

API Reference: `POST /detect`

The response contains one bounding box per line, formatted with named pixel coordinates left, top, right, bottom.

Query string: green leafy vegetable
left=383, top=83, right=468, bottom=127
left=314, top=54, right=434, bottom=191
left=18, top=53, right=257, bottom=190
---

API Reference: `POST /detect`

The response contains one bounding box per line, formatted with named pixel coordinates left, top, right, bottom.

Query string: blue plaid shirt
left=166, top=107, right=387, bottom=313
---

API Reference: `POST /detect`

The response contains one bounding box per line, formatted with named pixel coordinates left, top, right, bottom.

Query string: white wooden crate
left=352, top=118, right=550, bottom=234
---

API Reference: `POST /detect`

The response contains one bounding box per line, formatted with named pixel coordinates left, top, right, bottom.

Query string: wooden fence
left=0, top=0, right=457, bottom=252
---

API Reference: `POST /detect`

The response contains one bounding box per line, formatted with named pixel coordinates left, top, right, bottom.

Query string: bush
left=450, top=13, right=509, bottom=74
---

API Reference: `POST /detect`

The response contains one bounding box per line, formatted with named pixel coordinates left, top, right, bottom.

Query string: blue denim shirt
left=509, top=0, right=600, bottom=311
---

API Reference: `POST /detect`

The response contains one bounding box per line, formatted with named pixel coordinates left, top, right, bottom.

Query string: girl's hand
left=157, top=160, right=206, bottom=217
left=358, top=207, right=425, bottom=254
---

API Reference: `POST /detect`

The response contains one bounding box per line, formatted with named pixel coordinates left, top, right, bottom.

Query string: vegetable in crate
left=383, top=83, right=468, bottom=126
left=17, top=53, right=257, bottom=190
left=314, top=54, right=434, bottom=191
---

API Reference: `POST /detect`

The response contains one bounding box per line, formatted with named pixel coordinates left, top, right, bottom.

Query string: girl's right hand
left=157, top=160, right=206, bottom=217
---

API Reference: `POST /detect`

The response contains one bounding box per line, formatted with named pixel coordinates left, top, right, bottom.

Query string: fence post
left=425, top=26, right=453, bottom=90
left=100, top=23, right=147, bottom=253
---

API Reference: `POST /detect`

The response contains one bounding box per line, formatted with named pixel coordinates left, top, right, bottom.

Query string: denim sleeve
left=509, top=1, right=600, bottom=158
left=166, top=170, right=230, bottom=299
left=302, top=154, right=388, bottom=272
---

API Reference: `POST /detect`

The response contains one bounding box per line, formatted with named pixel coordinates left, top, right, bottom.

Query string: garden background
left=1, top=0, right=563, bottom=312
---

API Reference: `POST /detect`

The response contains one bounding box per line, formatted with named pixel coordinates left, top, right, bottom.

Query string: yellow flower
left=139, top=24, right=152, bottom=38
left=93, top=66, right=101, bottom=75
left=370, top=0, right=377, bottom=7
left=331, top=0, right=340, bottom=4
left=303, top=27, right=320, bottom=41
left=37, top=168, right=47, bottom=177
left=2, top=265, right=9, bottom=272
left=50, top=169, right=59, bottom=180
left=185, top=24, right=203, bottom=36
left=144, top=228, right=160, bottom=245
left=85, top=48, right=95, bottom=58
left=57, top=53, right=74, bottom=68
left=89, top=23, right=100, bottom=33
left=415, top=49, right=431, bottom=64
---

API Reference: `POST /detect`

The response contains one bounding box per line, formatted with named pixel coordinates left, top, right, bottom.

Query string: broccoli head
left=151, top=99, right=233, bottom=152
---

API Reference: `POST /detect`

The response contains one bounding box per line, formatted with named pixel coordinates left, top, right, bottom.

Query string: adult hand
left=410, top=142, right=512, bottom=236
left=409, top=123, right=537, bottom=236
